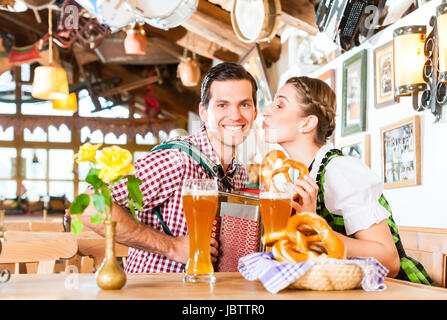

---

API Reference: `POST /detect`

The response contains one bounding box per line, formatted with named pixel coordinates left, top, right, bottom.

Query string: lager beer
left=182, top=179, right=218, bottom=283
left=259, top=182, right=292, bottom=243
left=260, top=192, right=292, bottom=237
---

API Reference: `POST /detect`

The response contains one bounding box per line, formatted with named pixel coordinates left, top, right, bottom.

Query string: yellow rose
left=74, top=143, right=102, bottom=163
left=97, top=146, right=135, bottom=182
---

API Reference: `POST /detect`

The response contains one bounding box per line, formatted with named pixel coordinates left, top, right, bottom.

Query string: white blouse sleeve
left=323, top=156, right=390, bottom=235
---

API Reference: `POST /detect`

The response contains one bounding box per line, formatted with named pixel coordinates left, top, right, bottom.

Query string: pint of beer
left=182, top=179, right=218, bottom=283
left=259, top=183, right=292, bottom=241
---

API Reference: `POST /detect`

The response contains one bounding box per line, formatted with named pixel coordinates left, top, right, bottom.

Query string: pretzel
left=260, top=150, right=309, bottom=193
left=264, top=212, right=346, bottom=263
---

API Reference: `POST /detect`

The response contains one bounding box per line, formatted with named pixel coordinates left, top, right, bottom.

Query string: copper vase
left=95, top=220, right=127, bottom=290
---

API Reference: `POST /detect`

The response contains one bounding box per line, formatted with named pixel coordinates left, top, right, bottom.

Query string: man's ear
left=199, top=102, right=208, bottom=123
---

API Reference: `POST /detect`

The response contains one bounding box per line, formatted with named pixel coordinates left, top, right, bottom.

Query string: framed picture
left=373, top=41, right=399, bottom=108
left=341, top=49, right=367, bottom=137
left=240, top=44, right=273, bottom=112
left=381, top=115, right=421, bottom=189
left=317, top=69, right=336, bottom=144
left=317, top=69, right=336, bottom=92
left=336, top=133, right=371, bottom=167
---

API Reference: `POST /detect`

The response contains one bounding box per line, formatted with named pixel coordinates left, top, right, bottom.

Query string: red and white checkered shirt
left=111, top=126, right=247, bottom=273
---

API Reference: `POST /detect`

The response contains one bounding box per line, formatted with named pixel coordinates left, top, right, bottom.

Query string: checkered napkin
left=238, top=252, right=388, bottom=294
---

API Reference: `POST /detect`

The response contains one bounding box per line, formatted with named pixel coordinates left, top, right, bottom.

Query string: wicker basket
left=288, top=263, right=364, bottom=291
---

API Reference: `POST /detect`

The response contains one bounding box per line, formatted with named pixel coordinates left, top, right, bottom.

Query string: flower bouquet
left=69, top=142, right=143, bottom=290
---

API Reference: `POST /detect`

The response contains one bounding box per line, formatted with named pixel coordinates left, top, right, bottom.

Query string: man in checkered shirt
left=80, top=62, right=258, bottom=273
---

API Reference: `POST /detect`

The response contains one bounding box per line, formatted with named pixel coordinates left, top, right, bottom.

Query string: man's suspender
left=149, top=139, right=238, bottom=236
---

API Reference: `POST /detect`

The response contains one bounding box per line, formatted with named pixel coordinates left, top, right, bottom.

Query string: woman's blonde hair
left=286, top=76, right=337, bottom=145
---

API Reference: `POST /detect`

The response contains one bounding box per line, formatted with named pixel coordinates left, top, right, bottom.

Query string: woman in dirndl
left=261, top=76, right=434, bottom=285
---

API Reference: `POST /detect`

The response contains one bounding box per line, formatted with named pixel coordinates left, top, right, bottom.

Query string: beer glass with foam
left=260, top=182, right=293, bottom=244
left=182, top=178, right=218, bottom=283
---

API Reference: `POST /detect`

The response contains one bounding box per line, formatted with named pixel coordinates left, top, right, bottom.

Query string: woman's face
left=262, top=84, right=304, bottom=144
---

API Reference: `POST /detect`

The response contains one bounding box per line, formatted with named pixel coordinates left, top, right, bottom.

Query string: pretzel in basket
left=260, top=150, right=309, bottom=192
left=263, top=212, right=346, bottom=263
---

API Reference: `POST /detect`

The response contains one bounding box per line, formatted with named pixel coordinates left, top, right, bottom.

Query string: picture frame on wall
left=317, top=69, right=336, bottom=144
left=373, top=40, right=399, bottom=108
left=336, top=133, right=371, bottom=167
left=341, top=49, right=367, bottom=137
left=381, top=115, right=421, bottom=189
left=240, top=44, right=273, bottom=112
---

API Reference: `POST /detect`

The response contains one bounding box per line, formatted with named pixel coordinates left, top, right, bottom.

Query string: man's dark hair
left=200, top=62, right=258, bottom=108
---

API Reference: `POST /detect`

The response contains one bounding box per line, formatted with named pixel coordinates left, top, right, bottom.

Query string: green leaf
left=127, top=200, right=139, bottom=223
left=69, top=194, right=90, bottom=215
left=90, top=213, right=103, bottom=224
left=86, top=168, right=102, bottom=191
left=93, top=192, right=106, bottom=214
left=72, top=217, right=83, bottom=235
left=127, top=175, right=143, bottom=205
left=100, top=184, right=112, bottom=207
left=128, top=198, right=143, bottom=212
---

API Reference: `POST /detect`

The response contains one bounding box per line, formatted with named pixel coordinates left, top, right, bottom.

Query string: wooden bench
left=399, top=226, right=447, bottom=287
left=0, top=231, right=129, bottom=274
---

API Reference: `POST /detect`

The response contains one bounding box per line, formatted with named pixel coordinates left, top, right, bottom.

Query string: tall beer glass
left=182, top=178, right=218, bottom=283
left=260, top=182, right=293, bottom=244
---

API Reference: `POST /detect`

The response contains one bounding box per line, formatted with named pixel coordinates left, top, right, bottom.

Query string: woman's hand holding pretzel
left=290, top=175, right=319, bottom=214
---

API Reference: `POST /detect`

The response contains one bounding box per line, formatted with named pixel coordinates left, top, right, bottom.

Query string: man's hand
left=169, top=236, right=219, bottom=265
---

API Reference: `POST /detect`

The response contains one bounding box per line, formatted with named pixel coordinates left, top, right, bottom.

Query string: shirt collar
left=309, top=142, right=334, bottom=180
left=192, top=126, right=238, bottom=175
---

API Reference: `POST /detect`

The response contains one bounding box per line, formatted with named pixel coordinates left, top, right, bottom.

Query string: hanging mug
left=124, top=28, right=148, bottom=55
left=177, top=57, right=201, bottom=87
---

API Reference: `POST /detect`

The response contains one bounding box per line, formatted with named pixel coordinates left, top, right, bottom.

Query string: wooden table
left=1, top=272, right=447, bottom=300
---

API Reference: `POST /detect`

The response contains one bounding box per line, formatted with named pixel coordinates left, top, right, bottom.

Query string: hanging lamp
left=32, top=6, right=69, bottom=100
left=52, top=92, right=77, bottom=111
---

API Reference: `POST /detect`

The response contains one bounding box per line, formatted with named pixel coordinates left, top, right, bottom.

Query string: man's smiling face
left=199, top=79, right=257, bottom=149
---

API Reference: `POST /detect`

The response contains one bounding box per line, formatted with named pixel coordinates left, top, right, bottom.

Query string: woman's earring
left=299, top=129, right=304, bottom=133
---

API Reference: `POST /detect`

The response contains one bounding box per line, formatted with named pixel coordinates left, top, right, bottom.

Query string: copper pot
left=177, top=58, right=201, bottom=87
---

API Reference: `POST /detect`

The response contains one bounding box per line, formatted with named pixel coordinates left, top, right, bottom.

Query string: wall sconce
left=393, top=1, right=447, bottom=122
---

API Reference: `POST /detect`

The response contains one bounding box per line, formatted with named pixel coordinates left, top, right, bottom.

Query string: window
left=81, top=127, right=104, bottom=143
left=78, top=89, right=129, bottom=118
left=21, top=100, right=75, bottom=116
left=49, top=181, right=74, bottom=201
left=24, top=127, right=47, bottom=142
left=104, top=132, right=127, bottom=144
left=49, top=149, right=74, bottom=179
left=0, top=102, right=16, bottom=114
left=22, top=180, right=47, bottom=201
left=136, top=132, right=157, bottom=145
left=0, top=148, right=17, bottom=178
left=0, top=126, right=14, bottom=141
left=0, top=180, right=17, bottom=198
left=48, top=124, right=71, bottom=142
left=22, top=148, right=47, bottom=179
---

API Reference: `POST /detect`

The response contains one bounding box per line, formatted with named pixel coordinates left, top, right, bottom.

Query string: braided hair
left=286, top=76, right=336, bottom=145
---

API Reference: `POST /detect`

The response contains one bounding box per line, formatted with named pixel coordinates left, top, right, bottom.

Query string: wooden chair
left=65, top=231, right=129, bottom=273
left=0, top=231, right=78, bottom=274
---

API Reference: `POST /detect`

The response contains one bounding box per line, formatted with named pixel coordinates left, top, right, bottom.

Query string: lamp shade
left=32, top=66, right=69, bottom=100
left=52, top=92, right=77, bottom=111
left=393, top=26, right=427, bottom=96
left=437, top=2, right=447, bottom=81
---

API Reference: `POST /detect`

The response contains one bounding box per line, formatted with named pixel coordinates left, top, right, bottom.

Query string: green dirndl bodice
left=315, top=148, right=434, bottom=286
